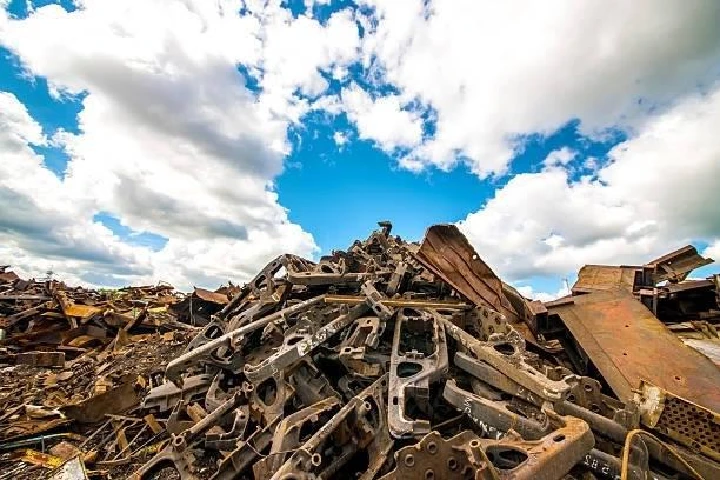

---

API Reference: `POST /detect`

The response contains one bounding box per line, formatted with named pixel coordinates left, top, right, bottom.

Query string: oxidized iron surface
left=0, top=224, right=719, bottom=480
left=547, top=290, right=720, bottom=413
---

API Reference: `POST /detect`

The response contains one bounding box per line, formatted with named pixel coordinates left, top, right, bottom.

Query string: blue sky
left=1, top=1, right=719, bottom=295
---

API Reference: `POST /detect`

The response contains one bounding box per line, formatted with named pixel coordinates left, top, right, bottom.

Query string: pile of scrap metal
left=4, top=223, right=720, bottom=480
left=0, top=270, right=235, bottom=479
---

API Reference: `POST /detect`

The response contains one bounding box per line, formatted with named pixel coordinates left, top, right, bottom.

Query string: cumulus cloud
left=346, top=0, right=720, bottom=177
left=515, top=284, right=570, bottom=303
left=544, top=148, right=576, bottom=169
left=332, top=131, right=348, bottom=147
left=340, top=82, right=423, bottom=153
left=2, top=0, right=720, bottom=293
left=0, top=0, right=351, bottom=289
left=459, top=84, right=720, bottom=282
left=705, top=241, right=720, bottom=263
left=0, top=92, right=154, bottom=286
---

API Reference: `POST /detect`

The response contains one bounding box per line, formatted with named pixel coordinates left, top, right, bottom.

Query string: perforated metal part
left=655, top=395, right=720, bottom=461
left=638, top=381, right=720, bottom=464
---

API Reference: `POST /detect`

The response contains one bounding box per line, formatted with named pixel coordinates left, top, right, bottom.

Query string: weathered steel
left=416, top=224, right=519, bottom=322
left=547, top=291, right=720, bottom=412
left=645, top=245, right=713, bottom=284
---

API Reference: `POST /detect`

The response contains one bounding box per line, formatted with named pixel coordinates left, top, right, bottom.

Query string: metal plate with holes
left=640, top=381, right=720, bottom=462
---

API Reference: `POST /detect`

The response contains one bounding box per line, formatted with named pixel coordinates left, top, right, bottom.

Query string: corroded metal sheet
left=645, top=245, right=713, bottom=284
left=416, top=224, right=518, bottom=322
left=571, top=265, right=640, bottom=294
left=549, top=291, right=720, bottom=412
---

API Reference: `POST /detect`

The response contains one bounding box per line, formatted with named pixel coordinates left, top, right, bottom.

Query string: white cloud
left=348, top=0, right=720, bottom=177
left=459, top=84, right=720, bottom=282
left=515, top=284, right=570, bottom=303
left=340, top=82, right=423, bottom=152
left=0, top=0, right=343, bottom=289
left=703, top=241, right=720, bottom=263
left=3, top=0, right=720, bottom=293
left=544, top=147, right=576, bottom=169
left=0, top=92, right=154, bottom=286
left=333, top=131, right=348, bottom=147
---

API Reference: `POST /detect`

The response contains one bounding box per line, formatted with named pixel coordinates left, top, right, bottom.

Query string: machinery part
left=388, top=308, right=448, bottom=439
left=253, top=396, right=342, bottom=480
left=339, top=345, right=383, bottom=376
left=204, top=405, right=250, bottom=451
left=142, top=374, right=213, bottom=413
left=440, top=314, right=574, bottom=401
left=580, top=449, right=624, bottom=480
left=645, top=245, right=713, bottom=285
left=361, top=281, right=394, bottom=321
left=204, top=373, right=232, bottom=413
left=244, top=302, right=369, bottom=384
left=386, top=262, right=409, bottom=297
left=269, top=375, right=389, bottom=480
left=165, top=295, right=326, bottom=384
left=343, top=315, right=383, bottom=349
left=324, top=295, right=470, bottom=311
left=211, top=419, right=278, bottom=480
left=379, top=430, right=498, bottom=480
left=288, top=359, right=340, bottom=406
left=250, top=371, right=294, bottom=426
left=454, top=352, right=539, bottom=405
left=637, top=380, right=720, bottom=463
left=444, top=380, right=549, bottom=440
left=483, top=412, right=594, bottom=480
left=131, top=392, right=243, bottom=479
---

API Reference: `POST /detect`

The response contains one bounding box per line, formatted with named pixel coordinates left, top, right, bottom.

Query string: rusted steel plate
left=549, top=291, right=720, bottom=412
left=62, top=304, right=103, bottom=319
left=193, top=287, right=228, bottom=305
left=645, top=245, right=713, bottom=283
left=416, top=224, right=518, bottom=322
left=571, top=265, right=639, bottom=294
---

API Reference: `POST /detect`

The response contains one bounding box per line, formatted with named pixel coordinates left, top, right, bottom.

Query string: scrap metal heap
left=1, top=223, right=720, bottom=480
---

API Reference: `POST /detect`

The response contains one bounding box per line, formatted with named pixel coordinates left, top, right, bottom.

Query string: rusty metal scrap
left=1, top=222, right=720, bottom=479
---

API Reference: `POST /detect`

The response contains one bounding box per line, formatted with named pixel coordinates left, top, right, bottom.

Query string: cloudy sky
left=1, top=0, right=719, bottom=298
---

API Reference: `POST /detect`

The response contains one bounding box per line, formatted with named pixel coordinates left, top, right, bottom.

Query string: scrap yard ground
left=0, top=223, right=719, bottom=479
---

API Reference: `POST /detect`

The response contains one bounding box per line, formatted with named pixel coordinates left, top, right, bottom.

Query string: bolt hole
left=425, top=469, right=434, bottom=480
left=427, top=442, right=437, bottom=454
left=447, top=457, right=458, bottom=471
left=311, top=453, right=322, bottom=467
left=404, top=454, right=415, bottom=467
left=674, top=375, right=682, bottom=381
left=553, top=434, right=566, bottom=442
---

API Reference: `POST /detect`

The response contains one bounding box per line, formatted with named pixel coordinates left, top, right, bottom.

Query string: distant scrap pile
left=1, top=222, right=719, bottom=480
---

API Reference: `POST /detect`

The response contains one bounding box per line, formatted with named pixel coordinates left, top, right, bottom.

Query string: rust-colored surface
left=549, top=291, right=720, bottom=412
left=192, top=287, right=228, bottom=305
left=646, top=245, right=713, bottom=283
left=2, top=224, right=720, bottom=480
left=416, top=224, right=519, bottom=322
left=571, top=265, right=639, bottom=294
